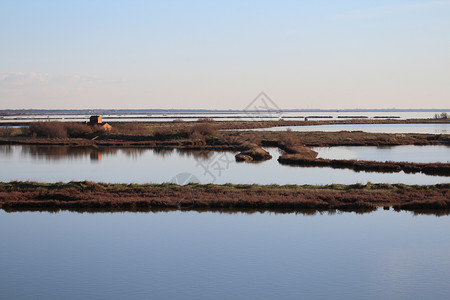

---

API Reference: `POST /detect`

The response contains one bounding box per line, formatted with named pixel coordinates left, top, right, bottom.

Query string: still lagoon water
left=1, top=209, right=449, bottom=299
left=253, top=123, right=450, bottom=134
left=313, top=145, right=450, bottom=163
left=1, top=145, right=449, bottom=185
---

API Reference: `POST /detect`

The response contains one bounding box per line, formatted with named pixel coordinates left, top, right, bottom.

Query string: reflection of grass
left=1, top=181, right=449, bottom=213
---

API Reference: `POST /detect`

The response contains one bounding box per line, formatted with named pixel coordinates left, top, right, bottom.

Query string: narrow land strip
left=1, top=181, right=449, bottom=213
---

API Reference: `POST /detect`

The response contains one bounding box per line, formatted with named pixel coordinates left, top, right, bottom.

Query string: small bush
left=279, top=132, right=297, bottom=147
left=153, top=126, right=175, bottom=139
left=65, top=123, right=93, bottom=137
left=26, top=122, right=98, bottom=138
left=0, top=127, right=16, bottom=137
left=28, top=122, right=68, bottom=138
left=190, top=123, right=216, bottom=138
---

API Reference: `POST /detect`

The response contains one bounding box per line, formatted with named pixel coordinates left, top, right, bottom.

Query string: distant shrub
left=113, top=123, right=149, bottom=135
left=197, top=117, right=215, bottom=123
left=434, top=112, right=448, bottom=119
left=65, top=123, right=93, bottom=137
left=190, top=123, right=216, bottom=138
left=27, top=122, right=98, bottom=138
left=279, top=132, right=297, bottom=147
left=0, top=127, right=15, bottom=137
left=152, top=126, right=190, bottom=140
left=28, top=122, right=68, bottom=138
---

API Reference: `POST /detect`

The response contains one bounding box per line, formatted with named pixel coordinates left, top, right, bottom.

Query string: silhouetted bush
left=434, top=112, right=448, bottom=119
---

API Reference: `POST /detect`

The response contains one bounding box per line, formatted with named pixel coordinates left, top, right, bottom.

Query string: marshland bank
left=1, top=119, right=449, bottom=145
left=1, top=122, right=449, bottom=149
left=1, top=116, right=450, bottom=129
left=1, top=181, right=449, bottom=213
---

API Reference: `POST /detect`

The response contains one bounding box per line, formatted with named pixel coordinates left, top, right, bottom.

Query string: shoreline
left=1, top=181, right=449, bottom=214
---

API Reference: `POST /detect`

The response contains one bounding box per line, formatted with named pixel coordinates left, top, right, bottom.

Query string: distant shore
left=1, top=117, right=450, bottom=127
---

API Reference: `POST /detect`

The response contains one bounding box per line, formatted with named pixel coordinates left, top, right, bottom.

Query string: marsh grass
left=1, top=181, right=449, bottom=213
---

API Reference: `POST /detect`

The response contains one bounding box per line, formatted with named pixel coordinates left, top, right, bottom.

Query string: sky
left=0, top=0, right=449, bottom=110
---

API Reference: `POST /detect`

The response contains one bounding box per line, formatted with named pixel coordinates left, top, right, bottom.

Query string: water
left=1, top=145, right=449, bottom=185
left=1, top=110, right=448, bottom=123
left=0, top=209, right=449, bottom=299
left=253, top=123, right=450, bottom=134
left=313, top=145, right=450, bottom=163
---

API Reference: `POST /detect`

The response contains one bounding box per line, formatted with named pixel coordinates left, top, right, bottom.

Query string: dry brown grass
left=24, top=122, right=105, bottom=139
left=278, top=155, right=450, bottom=176
left=0, top=181, right=449, bottom=213
left=0, top=127, right=22, bottom=137
left=111, top=123, right=149, bottom=135
left=27, top=122, right=68, bottom=138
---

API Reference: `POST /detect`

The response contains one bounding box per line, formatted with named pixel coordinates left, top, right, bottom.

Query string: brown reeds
left=277, top=156, right=450, bottom=176
left=0, top=181, right=449, bottom=213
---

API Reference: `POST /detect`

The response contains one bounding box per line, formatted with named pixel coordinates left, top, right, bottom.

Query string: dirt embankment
left=0, top=182, right=449, bottom=213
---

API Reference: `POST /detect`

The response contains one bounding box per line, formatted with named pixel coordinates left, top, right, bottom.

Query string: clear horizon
left=1, top=1, right=449, bottom=110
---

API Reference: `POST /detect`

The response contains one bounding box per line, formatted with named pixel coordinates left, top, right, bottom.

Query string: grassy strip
left=1, top=130, right=449, bottom=148
left=277, top=156, right=450, bottom=176
left=1, top=181, right=449, bottom=213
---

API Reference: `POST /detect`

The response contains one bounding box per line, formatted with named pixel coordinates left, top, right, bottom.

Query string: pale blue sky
left=1, top=0, right=449, bottom=109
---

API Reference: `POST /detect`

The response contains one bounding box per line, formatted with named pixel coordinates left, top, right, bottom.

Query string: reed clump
left=25, top=122, right=106, bottom=139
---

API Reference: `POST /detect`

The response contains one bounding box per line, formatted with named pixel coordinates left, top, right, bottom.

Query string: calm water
left=1, top=145, right=449, bottom=185
left=313, top=145, right=450, bottom=163
left=1, top=111, right=448, bottom=123
left=1, top=209, right=449, bottom=299
left=253, top=123, right=450, bottom=134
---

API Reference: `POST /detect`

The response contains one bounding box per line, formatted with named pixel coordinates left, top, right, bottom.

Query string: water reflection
left=16, top=145, right=218, bottom=163
left=0, top=144, right=13, bottom=158
left=20, top=145, right=120, bottom=162
left=2, top=206, right=449, bottom=216
left=1, top=206, right=377, bottom=215
left=2, top=145, right=450, bottom=185
left=176, top=149, right=218, bottom=160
